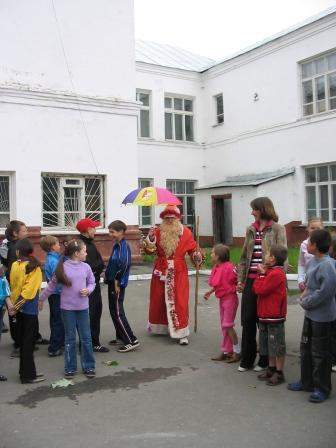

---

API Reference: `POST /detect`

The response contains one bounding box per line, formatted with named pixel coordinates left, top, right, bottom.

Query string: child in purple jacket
left=39, top=239, right=96, bottom=379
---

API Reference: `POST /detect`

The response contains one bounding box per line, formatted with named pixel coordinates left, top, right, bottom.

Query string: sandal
left=226, top=353, right=241, bottom=363
left=266, top=371, right=285, bottom=386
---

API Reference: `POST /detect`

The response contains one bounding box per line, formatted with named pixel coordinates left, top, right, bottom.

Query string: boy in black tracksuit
left=77, top=218, right=109, bottom=353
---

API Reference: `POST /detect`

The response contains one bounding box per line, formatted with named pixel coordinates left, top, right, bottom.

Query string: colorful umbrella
left=122, top=187, right=181, bottom=206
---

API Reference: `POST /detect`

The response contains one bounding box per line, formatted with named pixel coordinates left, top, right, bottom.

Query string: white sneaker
left=332, top=365, right=336, bottom=372
left=253, top=365, right=267, bottom=372
left=179, top=337, right=189, bottom=346
left=238, top=366, right=249, bottom=372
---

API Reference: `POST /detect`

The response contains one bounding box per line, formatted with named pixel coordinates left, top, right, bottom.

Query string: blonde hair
left=308, top=216, right=324, bottom=227
left=40, top=235, right=59, bottom=252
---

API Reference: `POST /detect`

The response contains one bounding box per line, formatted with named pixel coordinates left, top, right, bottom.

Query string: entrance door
left=212, top=195, right=233, bottom=245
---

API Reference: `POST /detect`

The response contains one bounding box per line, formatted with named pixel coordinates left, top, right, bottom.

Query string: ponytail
left=55, top=256, right=71, bottom=287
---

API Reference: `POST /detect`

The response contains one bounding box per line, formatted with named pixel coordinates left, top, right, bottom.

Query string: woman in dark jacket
left=237, top=197, right=287, bottom=372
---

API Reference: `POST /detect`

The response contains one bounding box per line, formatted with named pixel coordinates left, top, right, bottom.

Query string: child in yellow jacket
left=10, top=239, right=44, bottom=384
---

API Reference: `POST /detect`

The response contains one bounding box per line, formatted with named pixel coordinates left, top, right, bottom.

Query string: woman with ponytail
left=39, top=240, right=96, bottom=379
left=9, top=238, right=44, bottom=384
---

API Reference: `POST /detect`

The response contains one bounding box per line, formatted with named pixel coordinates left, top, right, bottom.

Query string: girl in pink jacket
left=204, top=244, right=241, bottom=363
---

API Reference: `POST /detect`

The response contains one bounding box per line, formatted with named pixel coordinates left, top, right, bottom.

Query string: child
left=40, top=236, right=64, bottom=357
left=329, top=234, right=336, bottom=373
left=298, top=217, right=323, bottom=291
left=10, top=239, right=44, bottom=384
left=0, top=263, right=14, bottom=381
left=76, top=218, right=108, bottom=353
left=0, top=220, right=28, bottom=357
left=204, top=244, right=240, bottom=363
left=253, top=245, right=288, bottom=386
left=288, top=229, right=336, bottom=403
left=39, top=239, right=96, bottom=378
left=105, top=220, right=139, bottom=353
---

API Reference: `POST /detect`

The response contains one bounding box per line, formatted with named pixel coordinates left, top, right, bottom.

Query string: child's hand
left=148, top=227, right=155, bottom=242
left=80, top=288, right=90, bottom=296
left=6, top=299, right=16, bottom=316
left=38, top=301, right=44, bottom=312
left=114, top=281, right=120, bottom=297
left=204, top=291, right=211, bottom=300
left=237, top=282, right=244, bottom=293
left=298, top=282, right=306, bottom=292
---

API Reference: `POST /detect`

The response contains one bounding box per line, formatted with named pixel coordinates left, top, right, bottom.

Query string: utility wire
left=50, top=0, right=100, bottom=174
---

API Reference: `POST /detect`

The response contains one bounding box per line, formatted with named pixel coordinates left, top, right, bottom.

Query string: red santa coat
left=146, top=225, right=197, bottom=338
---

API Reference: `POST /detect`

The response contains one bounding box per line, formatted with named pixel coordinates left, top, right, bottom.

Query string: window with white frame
left=166, top=179, right=195, bottom=228
left=214, top=93, right=224, bottom=124
left=304, top=164, right=336, bottom=222
left=136, top=90, right=151, bottom=138
left=301, top=51, right=336, bottom=116
left=42, top=174, right=105, bottom=229
left=0, top=174, right=11, bottom=228
left=138, top=178, right=154, bottom=227
left=164, top=96, right=194, bottom=141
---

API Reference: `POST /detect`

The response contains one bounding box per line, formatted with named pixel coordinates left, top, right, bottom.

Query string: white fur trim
left=147, top=322, right=169, bottom=335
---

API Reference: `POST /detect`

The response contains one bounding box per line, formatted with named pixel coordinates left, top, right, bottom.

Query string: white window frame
left=304, top=163, right=336, bottom=224
left=136, top=89, right=151, bottom=139
left=300, top=50, right=336, bottom=117
left=166, top=179, right=196, bottom=228
left=214, top=93, right=224, bottom=125
left=164, top=95, right=194, bottom=142
left=138, top=178, right=154, bottom=228
left=41, top=173, right=105, bottom=230
left=0, top=172, right=14, bottom=232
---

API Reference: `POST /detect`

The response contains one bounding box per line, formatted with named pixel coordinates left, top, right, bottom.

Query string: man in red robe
left=143, top=205, right=201, bottom=345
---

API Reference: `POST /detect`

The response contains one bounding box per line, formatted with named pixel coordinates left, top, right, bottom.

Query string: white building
left=1, top=1, right=336, bottom=256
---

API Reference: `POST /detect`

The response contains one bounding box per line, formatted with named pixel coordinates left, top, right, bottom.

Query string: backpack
left=0, top=276, right=10, bottom=308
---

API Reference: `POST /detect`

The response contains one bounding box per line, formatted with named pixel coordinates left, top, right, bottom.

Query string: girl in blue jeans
left=39, top=240, right=96, bottom=378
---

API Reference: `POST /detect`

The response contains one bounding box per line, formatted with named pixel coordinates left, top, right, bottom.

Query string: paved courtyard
left=0, top=276, right=335, bottom=448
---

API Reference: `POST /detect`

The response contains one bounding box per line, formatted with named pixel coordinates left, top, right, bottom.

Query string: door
left=212, top=195, right=233, bottom=245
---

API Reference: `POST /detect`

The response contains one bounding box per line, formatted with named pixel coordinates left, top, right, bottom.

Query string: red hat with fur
left=160, top=205, right=181, bottom=220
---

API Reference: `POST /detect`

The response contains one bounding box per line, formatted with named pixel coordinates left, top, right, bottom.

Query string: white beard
left=160, top=220, right=183, bottom=258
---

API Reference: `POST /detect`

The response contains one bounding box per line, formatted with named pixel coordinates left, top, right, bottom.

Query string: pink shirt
left=298, top=238, right=314, bottom=284
left=209, top=261, right=237, bottom=299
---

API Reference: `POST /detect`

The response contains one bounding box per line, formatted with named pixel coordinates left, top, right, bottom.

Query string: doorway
left=212, top=194, right=233, bottom=245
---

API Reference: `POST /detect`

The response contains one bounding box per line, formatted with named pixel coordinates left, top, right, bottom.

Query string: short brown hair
left=214, top=244, right=230, bottom=263
left=108, top=220, right=127, bottom=233
left=270, top=245, right=287, bottom=266
left=250, top=197, right=278, bottom=222
left=308, top=216, right=324, bottom=226
left=40, top=235, right=59, bottom=252
left=310, top=229, right=331, bottom=254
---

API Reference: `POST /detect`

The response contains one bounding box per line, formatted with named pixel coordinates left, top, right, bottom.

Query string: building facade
left=1, top=1, right=336, bottom=257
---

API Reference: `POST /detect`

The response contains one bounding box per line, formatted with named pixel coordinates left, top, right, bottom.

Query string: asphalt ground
left=0, top=277, right=335, bottom=448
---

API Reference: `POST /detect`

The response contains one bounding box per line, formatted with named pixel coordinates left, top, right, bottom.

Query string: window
left=304, top=164, right=336, bottom=222
left=214, top=94, right=224, bottom=124
left=136, top=90, right=151, bottom=138
left=164, top=96, right=194, bottom=141
left=0, top=175, right=11, bottom=228
left=138, top=178, right=154, bottom=227
left=166, top=180, right=195, bottom=228
left=42, top=174, right=104, bottom=229
left=301, top=51, right=336, bottom=116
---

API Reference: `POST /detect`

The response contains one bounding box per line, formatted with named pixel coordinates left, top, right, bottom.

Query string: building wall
left=136, top=64, right=205, bottom=224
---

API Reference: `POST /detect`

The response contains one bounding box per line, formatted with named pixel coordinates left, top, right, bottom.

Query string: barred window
left=42, top=174, right=104, bottom=229
left=166, top=179, right=195, bottom=228
left=136, top=90, right=151, bottom=138
left=164, top=96, right=194, bottom=141
left=0, top=175, right=11, bottom=228
left=138, top=178, right=154, bottom=227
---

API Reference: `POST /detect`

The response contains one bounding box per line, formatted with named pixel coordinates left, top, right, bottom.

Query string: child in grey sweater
left=288, top=229, right=336, bottom=403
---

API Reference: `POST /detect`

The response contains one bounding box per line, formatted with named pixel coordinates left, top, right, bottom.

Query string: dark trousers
left=300, top=317, right=332, bottom=395
left=240, top=278, right=268, bottom=369
left=48, top=294, right=65, bottom=353
left=9, top=314, right=42, bottom=349
left=108, top=283, right=136, bottom=345
left=16, top=312, right=38, bottom=382
left=331, top=320, right=336, bottom=366
left=89, top=282, right=103, bottom=347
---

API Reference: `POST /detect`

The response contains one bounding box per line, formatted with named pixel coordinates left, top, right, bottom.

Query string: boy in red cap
left=76, top=218, right=109, bottom=353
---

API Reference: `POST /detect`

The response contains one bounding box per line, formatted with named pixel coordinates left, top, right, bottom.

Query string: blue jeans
left=48, top=294, right=65, bottom=353
left=61, top=309, right=95, bottom=373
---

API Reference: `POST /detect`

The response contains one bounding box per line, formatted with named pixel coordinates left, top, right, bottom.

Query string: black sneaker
left=117, top=341, right=140, bottom=353
left=64, top=371, right=76, bottom=379
left=48, top=349, right=63, bottom=357
left=10, top=348, right=20, bottom=359
left=83, top=369, right=96, bottom=378
left=0, top=374, right=7, bottom=381
left=93, top=345, right=110, bottom=353
left=36, top=338, right=49, bottom=345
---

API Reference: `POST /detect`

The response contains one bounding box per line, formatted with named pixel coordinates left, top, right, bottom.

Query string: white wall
left=0, top=0, right=135, bottom=100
